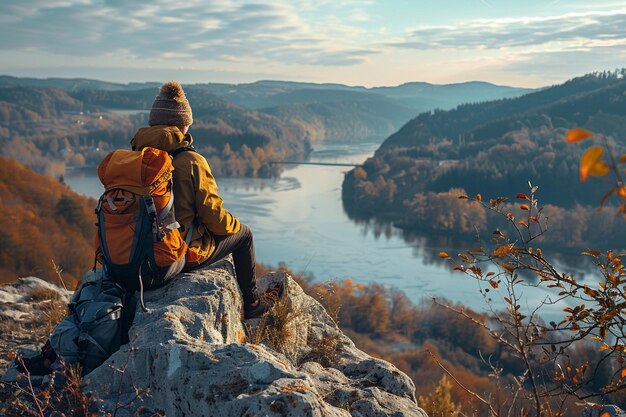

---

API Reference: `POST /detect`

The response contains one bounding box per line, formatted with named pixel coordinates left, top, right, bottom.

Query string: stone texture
left=583, top=405, right=626, bottom=417
left=0, top=277, right=71, bottom=374
left=0, top=276, right=71, bottom=323
left=82, top=260, right=428, bottom=416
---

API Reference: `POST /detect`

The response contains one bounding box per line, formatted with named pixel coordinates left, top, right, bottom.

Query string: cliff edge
left=1, top=260, right=428, bottom=417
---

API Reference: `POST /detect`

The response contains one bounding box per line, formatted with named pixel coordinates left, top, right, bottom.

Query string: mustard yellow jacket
left=131, top=125, right=241, bottom=260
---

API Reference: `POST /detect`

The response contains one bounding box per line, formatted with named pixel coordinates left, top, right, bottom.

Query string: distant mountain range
left=0, top=75, right=531, bottom=141
left=0, top=76, right=159, bottom=92
left=0, top=74, right=531, bottom=176
left=0, top=76, right=530, bottom=110
left=192, top=79, right=531, bottom=112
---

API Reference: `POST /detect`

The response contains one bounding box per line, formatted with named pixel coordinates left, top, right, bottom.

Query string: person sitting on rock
left=131, top=81, right=270, bottom=319
left=15, top=81, right=275, bottom=377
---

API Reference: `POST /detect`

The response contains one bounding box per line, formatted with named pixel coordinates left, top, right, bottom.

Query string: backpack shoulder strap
left=169, top=146, right=197, bottom=158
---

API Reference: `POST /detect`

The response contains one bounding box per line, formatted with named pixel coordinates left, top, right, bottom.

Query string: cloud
left=2, top=0, right=623, bottom=86
left=0, top=0, right=378, bottom=67
left=380, top=8, right=626, bottom=86
left=389, top=9, right=626, bottom=51
left=499, top=45, right=626, bottom=78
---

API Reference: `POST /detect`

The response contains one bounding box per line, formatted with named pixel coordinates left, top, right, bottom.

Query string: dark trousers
left=184, top=224, right=257, bottom=305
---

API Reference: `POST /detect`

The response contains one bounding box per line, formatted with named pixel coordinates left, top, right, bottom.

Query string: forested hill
left=191, top=80, right=531, bottom=140
left=0, top=156, right=94, bottom=285
left=261, top=90, right=417, bottom=142
left=370, top=81, right=528, bottom=111
left=342, top=70, right=626, bottom=248
left=382, top=71, right=626, bottom=149
left=0, top=87, right=85, bottom=119
left=0, top=84, right=314, bottom=178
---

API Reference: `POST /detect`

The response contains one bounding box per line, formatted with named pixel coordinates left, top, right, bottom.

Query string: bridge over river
left=269, top=160, right=360, bottom=167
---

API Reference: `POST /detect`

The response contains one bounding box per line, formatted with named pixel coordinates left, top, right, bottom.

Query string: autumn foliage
left=335, top=124, right=626, bottom=416
left=343, top=72, right=626, bottom=249
left=565, top=127, right=626, bottom=211
left=0, top=85, right=314, bottom=179
left=431, top=127, right=626, bottom=416
left=270, top=265, right=556, bottom=415
left=0, top=156, right=95, bottom=285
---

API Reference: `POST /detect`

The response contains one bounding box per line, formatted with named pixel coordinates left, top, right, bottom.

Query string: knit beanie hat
left=149, top=81, right=193, bottom=127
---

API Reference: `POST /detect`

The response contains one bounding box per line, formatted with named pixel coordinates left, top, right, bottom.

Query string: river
left=65, top=142, right=590, bottom=318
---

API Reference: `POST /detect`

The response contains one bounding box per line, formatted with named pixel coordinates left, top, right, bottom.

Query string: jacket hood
left=131, top=125, right=193, bottom=153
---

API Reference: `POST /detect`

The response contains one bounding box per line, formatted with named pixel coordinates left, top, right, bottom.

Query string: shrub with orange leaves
left=443, top=178, right=626, bottom=416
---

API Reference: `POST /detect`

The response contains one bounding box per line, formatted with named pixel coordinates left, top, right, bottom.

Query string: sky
left=1, top=0, right=625, bottom=88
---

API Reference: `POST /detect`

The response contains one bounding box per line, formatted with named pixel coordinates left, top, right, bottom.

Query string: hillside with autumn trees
left=0, top=83, right=313, bottom=178
left=0, top=156, right=94, bottom=286
left=343, top=70, right=626, bottom=248
left=0, top=76, right=531, bottom=180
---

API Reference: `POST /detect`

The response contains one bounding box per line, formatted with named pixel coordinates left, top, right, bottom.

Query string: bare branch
left=425, top=348, right=498, bottom=417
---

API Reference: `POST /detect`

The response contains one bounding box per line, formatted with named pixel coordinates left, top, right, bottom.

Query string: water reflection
left=220, top=176, right=302, bottom=193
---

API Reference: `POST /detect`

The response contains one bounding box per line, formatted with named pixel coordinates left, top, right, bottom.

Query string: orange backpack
left=95, top=147, right=187, bottom=304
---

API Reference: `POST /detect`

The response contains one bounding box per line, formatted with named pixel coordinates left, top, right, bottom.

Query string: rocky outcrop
left=583, top=405, right=626, bottom=417
left=2, top=261, right=427, bottom=417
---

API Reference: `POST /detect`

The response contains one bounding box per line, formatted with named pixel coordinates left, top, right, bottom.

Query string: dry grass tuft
left=299, top=335, right=343, bottom=367
left=0, top=362, right=102, bottom=416
left=1, top=354, right=156, bottom=415
left=250, top=296, right=306, bottom=361
left=237, top=329, right=247, bottom=344
left=27, top=287, right=62, bottom=303
left=0, top=318, right=20, bottom=335
left=0, top=285, right=68, bottom=373
left=306, top=283, right=342, bottom=326
left=278, top=383, right=309, bottom=393
left=58, top=363, right=96, bottom=413
left=27, top=286, right=68, bottom=337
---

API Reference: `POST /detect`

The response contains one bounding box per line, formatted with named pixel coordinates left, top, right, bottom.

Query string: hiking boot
left=244, top=297, right=271, bottom=320
left=15, top=340, right=57, bottom=376
left=15, top=353, right=53, bottom=376
left=263, top=280, right=285, bottom=302
left=243, top=280, right=286, bottom=319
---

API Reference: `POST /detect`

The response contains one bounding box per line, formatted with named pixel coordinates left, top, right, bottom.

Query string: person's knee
left=239, top=223, right=253, bottom=242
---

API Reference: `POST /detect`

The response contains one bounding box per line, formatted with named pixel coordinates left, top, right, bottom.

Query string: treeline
left=343, top=71, right=626, bottom=248
left=344, top=179, right=626, bottom=248
left=0, top=156, right=95, bottom=286
left=270, top=265, right=626, bottom=417
left=184, top=89, right=314, bottom=176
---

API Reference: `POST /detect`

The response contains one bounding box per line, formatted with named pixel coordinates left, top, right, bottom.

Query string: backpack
left=49, top=272, right=138, bottom=375
left=95, top=147, right=187, bottom=308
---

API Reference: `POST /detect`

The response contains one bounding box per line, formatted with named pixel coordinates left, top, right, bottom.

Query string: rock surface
left=0, top=277, right=71, bottom=373
left=583, top=405, right=626, bottom=417
left=2, top=261, right=427, bottom=417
